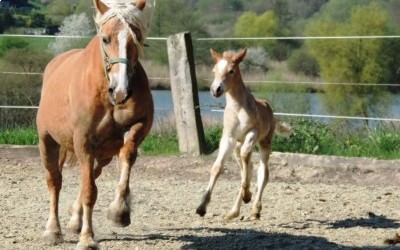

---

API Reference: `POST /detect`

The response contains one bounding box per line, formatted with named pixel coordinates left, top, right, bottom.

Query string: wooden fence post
left=167, top=32, right=206, bottom=155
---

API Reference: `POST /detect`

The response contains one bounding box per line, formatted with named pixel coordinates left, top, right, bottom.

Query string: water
left=152, top=90, right=400, bottom=123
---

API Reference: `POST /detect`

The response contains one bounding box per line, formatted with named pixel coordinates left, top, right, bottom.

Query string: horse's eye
left=102, top=36, right=111, bottom=44
left=228, top=69, right=235, bottom=75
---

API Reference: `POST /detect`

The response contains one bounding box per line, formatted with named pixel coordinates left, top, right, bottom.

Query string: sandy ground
left=1, top=146, right=400, bottom=250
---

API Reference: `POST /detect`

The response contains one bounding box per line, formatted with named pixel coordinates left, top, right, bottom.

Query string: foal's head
left=93, top=0, right=147, bottom=105
left=209, top=48, right=247, bottom=98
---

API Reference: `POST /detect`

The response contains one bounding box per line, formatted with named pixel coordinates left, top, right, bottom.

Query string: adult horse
left=36, top=0, right=153, bottom=249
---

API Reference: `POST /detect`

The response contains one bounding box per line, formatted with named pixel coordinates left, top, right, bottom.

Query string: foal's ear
left=210, top=48, right=221, bottom=63
left=93, top=0, right=109, bottom=15
left=233, top=48, right=247, bottom=64
left=134, top=0, right=146, bottom=10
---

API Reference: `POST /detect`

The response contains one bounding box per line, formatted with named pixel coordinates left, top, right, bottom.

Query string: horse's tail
left=274, top=119, right=292, bottom=138
left=58, top=146, right=77, bottom=169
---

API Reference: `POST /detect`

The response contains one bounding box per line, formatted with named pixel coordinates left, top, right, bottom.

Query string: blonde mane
left=95, top=0, right=155, bottom=57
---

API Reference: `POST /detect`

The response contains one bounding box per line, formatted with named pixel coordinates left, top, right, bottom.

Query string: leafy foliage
left=305, top=3, right=400, bottom=121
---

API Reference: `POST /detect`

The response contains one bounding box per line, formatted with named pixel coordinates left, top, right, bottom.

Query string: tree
left=306, top=3, right=399, bottom=123
left=47, top=0, right=74, bottom=25
left=49, top=13, right=94, bottom=55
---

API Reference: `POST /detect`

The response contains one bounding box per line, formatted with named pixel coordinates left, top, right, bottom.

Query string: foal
left=196, top=48, right=290, bottom=220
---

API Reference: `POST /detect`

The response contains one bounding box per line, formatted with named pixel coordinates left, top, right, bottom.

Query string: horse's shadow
left=91, top=225, right=398, bottom=250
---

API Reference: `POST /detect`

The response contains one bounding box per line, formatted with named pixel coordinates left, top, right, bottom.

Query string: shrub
left=287, top=48, right=320, bottom=77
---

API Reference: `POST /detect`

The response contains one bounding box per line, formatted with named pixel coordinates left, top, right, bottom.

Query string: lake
left=152, top=90, right=400, bottom=124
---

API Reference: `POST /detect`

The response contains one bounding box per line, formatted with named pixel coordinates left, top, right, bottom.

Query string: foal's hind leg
left=39, top=134, right=63, bottom=245
left=250, top=137, right=271, bottom=220
left=107, top=123, right=147, bottom=227
left=67, top=158, right=112, bottom=234
left=196, top=136, right=235, bottom=217
left=224, top=130, right=256, bottom=221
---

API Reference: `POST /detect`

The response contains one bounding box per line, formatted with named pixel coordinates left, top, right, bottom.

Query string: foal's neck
left=225, top=71, right=248, bottom=105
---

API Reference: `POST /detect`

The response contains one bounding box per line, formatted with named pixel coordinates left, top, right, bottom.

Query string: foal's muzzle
left=211, top=85, right=224, bottom=98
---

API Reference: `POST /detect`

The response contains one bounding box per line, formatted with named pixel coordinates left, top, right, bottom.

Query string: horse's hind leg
left=107, top=123, right=146, bottom=227
left=67, top=157, right=112, bottom=234
left=196, top=135, right=235, bottom=217
left=39, top=134, right=63, bottom=245
left=250, top=136, right=272, bottom=220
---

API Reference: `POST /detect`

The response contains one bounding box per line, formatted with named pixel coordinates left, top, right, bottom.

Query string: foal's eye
left=228, top=69, right=235, bottom=75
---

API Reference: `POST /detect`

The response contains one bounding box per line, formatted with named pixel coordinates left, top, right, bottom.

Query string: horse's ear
left=233, top=48, right=247, bottom=64
left=93, top=0, right=109, bottom=15
left=135, top=0, right=146, bottom=10
left=210, top=48, right=221, bottom=63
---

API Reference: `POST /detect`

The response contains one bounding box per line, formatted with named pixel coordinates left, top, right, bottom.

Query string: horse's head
left=209, top=48, right=247, bottom=98
left=93, top=0, right=147, bottom=105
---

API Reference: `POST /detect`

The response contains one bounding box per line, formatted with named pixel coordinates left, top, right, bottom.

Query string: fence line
left=210, top=109, right=400, bottom=122
left=0, top=34, right=168, bottom=40
left=2, top=34, right=400, bottom=40
left=2, top=72, right=400, bottom=87
left=197, top=35, right=400, bottom=41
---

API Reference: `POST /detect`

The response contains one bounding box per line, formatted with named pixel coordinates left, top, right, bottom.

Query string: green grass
left=1, top=122, right=400, bottom=159
left=0, top=127, right=38, bottom=145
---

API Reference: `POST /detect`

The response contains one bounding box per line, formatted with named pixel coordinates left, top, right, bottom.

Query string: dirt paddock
left=1, top=145, right=400, bottom=249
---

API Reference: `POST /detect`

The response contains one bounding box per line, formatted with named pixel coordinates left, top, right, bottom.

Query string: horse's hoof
left=43, top=230, right=63, bottom=245
left=242, top=191, right=252, bottom=204
left=196, top=206, right=206, bottom=217
left=107, top=202, right=131, bottom=227
left=223, top=211, right=239, bottom=221
left=76, top=238, right=98, bottom=250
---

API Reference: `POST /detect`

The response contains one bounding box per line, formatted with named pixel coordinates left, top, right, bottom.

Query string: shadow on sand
left=91, top=226, right=399, bottom=250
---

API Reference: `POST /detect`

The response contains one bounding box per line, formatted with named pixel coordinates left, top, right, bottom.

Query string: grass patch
left=0, top=127, right=38, bottom=145
left=1, top=122, right=400, bottom=160
left=140, top=133, right=179, bottom=155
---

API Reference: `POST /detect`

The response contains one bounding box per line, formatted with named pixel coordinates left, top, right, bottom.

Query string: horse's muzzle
left=211, top=85, right=224, bottom=98
left=108, top=87, right=130, bottom=105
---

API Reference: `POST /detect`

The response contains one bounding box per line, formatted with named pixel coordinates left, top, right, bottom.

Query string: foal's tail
left=274, top=119, right=292, bottom=138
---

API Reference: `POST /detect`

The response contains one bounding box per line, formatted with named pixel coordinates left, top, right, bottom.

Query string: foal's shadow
left=304, top=212, right=400, bottom=229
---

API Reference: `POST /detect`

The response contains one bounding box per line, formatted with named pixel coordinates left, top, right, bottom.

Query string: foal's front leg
left=196, top=135, right=235, bottom=217
left=224, top=130, right=256, bottom=220
left=107, top=123, right=146, bottom=227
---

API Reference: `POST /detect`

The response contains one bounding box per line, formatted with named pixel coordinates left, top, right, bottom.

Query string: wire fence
left=1, top=34, right=400, bottom=123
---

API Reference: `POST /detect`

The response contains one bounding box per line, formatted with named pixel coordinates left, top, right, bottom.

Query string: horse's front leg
left=68, top=158, right=112, bottom=234
left=73, top=136, right=98, bottom=250
left=107, top=123, right=146, bottom=227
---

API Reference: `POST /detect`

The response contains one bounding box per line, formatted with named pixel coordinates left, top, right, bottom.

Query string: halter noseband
left=100, top=39, right=136, bottom=81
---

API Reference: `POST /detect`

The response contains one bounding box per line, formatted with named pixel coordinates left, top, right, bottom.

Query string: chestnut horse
left=196, top=48, right=291, bottom=221
left=36, top=0, right=153, bottom=248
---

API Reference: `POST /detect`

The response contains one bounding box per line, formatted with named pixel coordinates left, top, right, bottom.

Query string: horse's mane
left=95, top=0, right=155, bottom=57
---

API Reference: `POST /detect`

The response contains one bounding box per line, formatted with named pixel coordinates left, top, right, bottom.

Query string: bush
left=287, top=48, right=320, bottom=77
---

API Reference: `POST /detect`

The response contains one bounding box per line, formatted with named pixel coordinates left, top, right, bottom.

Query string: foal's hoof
left=385, top=233, right=400, bottom=245
left=196, top=205, right=207, bottom=217
left=107, top=202, right=131, bottom=227
left=223, top=211, right=240, bottom=221
left=249, top=213, right=261, bottom=221
left=76, top=238, right=98, bottom=250
left=43, top=231, right=63, bottom=245
left=242, top=191, right=252, bottom=204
